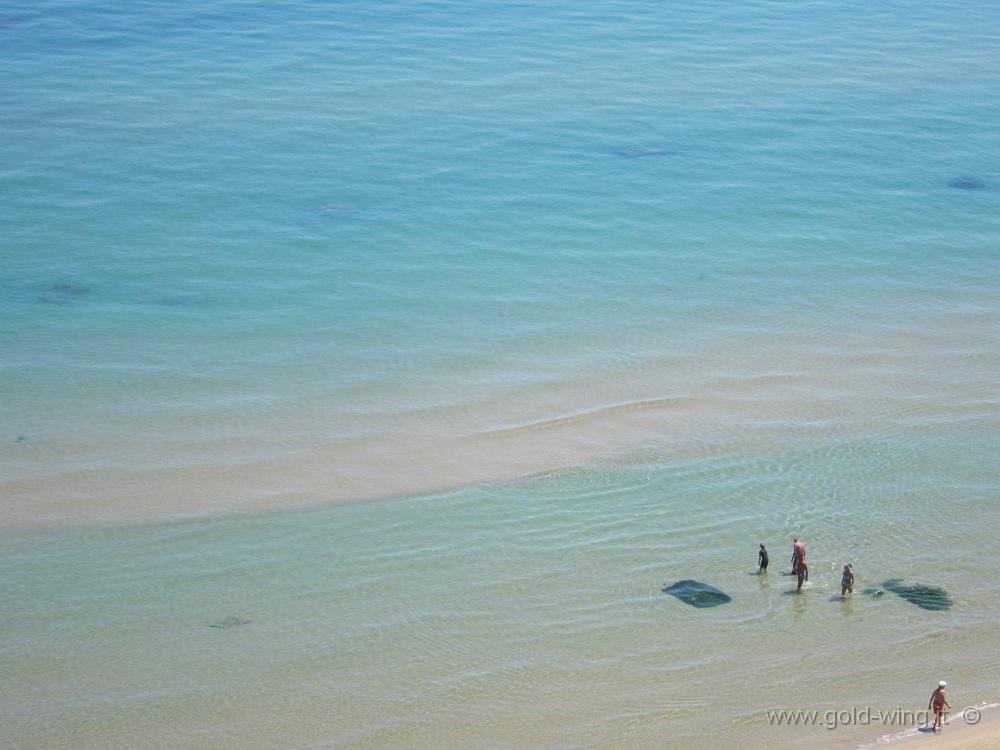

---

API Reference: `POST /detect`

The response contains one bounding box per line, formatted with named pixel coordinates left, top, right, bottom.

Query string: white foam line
left=857, top=702, right=1000, bottom=748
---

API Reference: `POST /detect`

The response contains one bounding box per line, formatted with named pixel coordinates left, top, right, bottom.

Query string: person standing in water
left=758, top=544, right=769, bottom=574
left=792, top=538, right=807, bottom=592
left=840, top=563, right=855, bottom=596
left=928, top=681, right=950, bottom=732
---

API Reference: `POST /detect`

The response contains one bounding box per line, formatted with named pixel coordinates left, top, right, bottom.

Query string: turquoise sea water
left=2, top=0, right=1000, bottom=747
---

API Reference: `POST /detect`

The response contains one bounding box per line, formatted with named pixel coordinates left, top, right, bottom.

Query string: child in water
left=841, top=563, right=855, bottom=596
left=758, top=544, right=769, bottom=573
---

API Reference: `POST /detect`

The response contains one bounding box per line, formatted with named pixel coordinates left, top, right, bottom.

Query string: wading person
left=840, top=563, right=855, bottom=597
left=758, top=544, right=769, bottom=573
left=928, top=681, right=950, bottom=732
left=791, top=538, right=807, bottom=592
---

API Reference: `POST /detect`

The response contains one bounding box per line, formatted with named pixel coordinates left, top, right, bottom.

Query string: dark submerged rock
left=320, top=203, right=361, bottom=217
left=0, top=14, right=29, bottom=30
left=949, top=176, right=985, bottom=190
left=208, top=616, right=251, bottom=629
left=862, top=587, right=885, bottom=599
left=614, top=147, right=674, bottom=159
left=882, top=579, right=952, bottom=611
left=39, top=283, right=90, bottom=304
left=662, top=579, right=732, bottom=608
left=154, top=294, right=202, bottom=307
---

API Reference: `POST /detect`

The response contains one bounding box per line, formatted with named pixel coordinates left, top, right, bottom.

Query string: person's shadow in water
left=830, top=594, right=854, bottom=617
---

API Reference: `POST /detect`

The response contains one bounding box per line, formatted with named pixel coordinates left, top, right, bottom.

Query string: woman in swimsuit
left=841, top=563, right=854, bottom=596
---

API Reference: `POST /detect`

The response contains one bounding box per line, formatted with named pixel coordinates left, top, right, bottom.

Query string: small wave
left=471, top=395, right=693, bottom=438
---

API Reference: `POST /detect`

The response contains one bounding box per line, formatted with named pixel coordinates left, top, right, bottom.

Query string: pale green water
left=2, top=0, right=1000, bottom=747
left=3, top=424, right=1000, bottom=748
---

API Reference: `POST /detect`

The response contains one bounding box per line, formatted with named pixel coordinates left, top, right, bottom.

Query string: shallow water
left=3, top=440, right=1000, bottom=749
left=2, top=0, right=1000, bottom=747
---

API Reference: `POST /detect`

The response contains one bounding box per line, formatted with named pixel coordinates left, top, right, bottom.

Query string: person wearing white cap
left=928, top=680, right=950, bottom=732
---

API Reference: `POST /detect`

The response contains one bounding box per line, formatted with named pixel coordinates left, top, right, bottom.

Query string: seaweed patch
left=882, top=579, right=952, bottom=611
left=662, top=579, right=732, bottom=608
left=208, top=616, right=251, bottom=629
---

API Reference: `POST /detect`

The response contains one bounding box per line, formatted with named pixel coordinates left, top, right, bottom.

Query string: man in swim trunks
left=840, top=563, right=854, bottom=596
left=758, top=544, right=769, bottom=573
left=928, top=680, right=950, bottom=732
left=792, top=538, right=807, bottom=592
